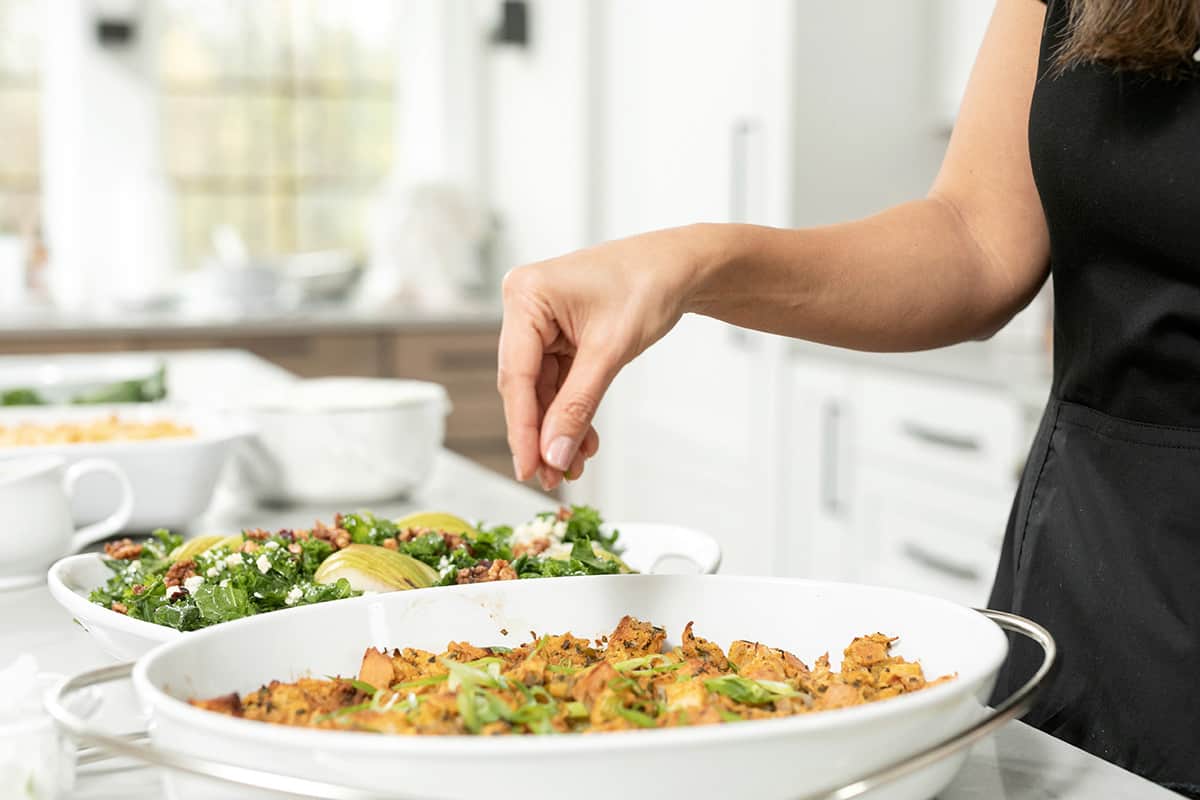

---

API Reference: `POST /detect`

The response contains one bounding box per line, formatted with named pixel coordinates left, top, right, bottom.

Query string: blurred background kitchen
left=0, top=0, right=1051, bottom=606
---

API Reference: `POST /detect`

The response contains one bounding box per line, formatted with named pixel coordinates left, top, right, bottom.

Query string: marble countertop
left=0, top=301, right=501, bottom=339
left=0, top=349, right=1174, bottom=799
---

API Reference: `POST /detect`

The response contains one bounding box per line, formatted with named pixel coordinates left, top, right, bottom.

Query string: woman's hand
left=498, top=226, right=713, bottom=490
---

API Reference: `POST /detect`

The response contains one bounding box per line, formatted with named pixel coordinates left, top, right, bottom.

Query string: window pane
left=161, top=0, right=397, bottom=267
left=0, top=90, right=39, bottom=177
left=0, top=190, right=36, bottom=233
left=295, top=190, right=368, bottom=252
left=293, top=98, right=391, bottom=177
left=165, top=94, right=288, bottom=179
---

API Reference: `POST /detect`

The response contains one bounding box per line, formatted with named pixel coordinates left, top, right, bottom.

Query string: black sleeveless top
left=988, top=1, right=1200, bottom=794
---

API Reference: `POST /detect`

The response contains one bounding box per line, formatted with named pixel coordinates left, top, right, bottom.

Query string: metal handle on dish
left=799, top=608, right=1056, bottom=800
left=47, top=663, right=404, bottom=799
left=47, top=609, right=1052, bottom=800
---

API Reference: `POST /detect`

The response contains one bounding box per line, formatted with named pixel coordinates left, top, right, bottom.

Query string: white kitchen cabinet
left=853, top=465, right=1009, bottom=606
left=585, top=0, right=797, bottom=576
left=780, top=355, right=856, bottom=579
left=850, top=371, right=1021, bottom=604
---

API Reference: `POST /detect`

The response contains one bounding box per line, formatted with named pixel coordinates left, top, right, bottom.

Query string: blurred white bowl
left=235, top=378, right=450, bottom=505
left=280, top=250, right=361, bottom=302
left=0, top=405, right=250, bottom=532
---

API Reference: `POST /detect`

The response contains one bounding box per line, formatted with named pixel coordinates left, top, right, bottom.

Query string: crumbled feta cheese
left=256, top=554, right=271, bottom=574
left=284, top=586, right=303, bottom=606
left=183, top=575, right=205, bottom=594
left=224, top=553, right=243, bottom=569
left=205, top=566, right=222, bottom=578
left=511, top=515, right=557, bottom=547
left=165, top=584, right=185, bottom=600
left=126, top=560, right=141, bottom=572
left=552, top=520, right=568, bottom=538
left=220, top=579, right=230, bottom=588
left=264, top=540, right=279, bottom=550
left=253, top=591, right=264, bottom=599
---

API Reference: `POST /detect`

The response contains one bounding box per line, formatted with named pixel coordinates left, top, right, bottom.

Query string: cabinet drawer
left=389, top=331, right=499, bottom=391
left=857, top=372, right=1021, bottom=489
left=445, top=392, right=507, bottom=441
left=854, top=466, right=1007, bottom=606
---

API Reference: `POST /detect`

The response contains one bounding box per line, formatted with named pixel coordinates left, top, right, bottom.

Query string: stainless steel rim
left=47, top=608, right=1055, bottom=800
left=799, top=608, right=1057, bottom=800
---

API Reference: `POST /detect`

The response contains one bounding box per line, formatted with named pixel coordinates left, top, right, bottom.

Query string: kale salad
left=90, top=506, right=627, bottom=632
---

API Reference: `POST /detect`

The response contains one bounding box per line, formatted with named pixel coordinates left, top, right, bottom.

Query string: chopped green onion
left=391, top=674, right=448, bottom=690
left=315, top=701, right=372, bottom=723
left=611, top=703, right=658, bottom=728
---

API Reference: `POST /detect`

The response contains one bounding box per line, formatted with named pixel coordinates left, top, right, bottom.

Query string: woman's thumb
left=540, top=354, right=618, bottom=471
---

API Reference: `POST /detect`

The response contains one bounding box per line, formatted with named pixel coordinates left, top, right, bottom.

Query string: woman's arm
left=499, top=0, right=1049, bottom=488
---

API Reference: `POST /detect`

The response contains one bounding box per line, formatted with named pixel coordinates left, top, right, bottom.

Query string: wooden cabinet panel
left=445, top=393, right=507, bottom=441
left=225, top=334, right=382, bottom=378
left=388, top=331, right=499, bottom=392
left=0, top=337, right=132, bottom=354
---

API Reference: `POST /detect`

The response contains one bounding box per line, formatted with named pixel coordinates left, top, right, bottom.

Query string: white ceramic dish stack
left=47, top=574, right=1055, bottom=800
left=47, top=521, right=723, bottom=660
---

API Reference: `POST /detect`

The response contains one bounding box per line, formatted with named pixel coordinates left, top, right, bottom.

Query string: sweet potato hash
left=191, top=616, right=953, bottom=735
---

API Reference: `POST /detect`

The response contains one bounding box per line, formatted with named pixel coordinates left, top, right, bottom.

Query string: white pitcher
left=0, top=455, right=134, bottom=576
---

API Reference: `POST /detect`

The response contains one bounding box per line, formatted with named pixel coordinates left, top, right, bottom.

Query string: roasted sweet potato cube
left=358, top=647, right=394, bottom=690
left=604, top=616, right=666, bottom=662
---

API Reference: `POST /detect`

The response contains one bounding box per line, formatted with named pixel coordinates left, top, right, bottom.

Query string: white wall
left=41, top=2, right=175, bottom=310
left=791, top=0, right=947, bottom=227
left=482, top=0, right=596, bottom=270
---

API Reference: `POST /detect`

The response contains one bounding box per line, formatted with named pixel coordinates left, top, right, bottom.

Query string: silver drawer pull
left=901, top=541, right=983, bottom=582
left=900, top=421, right=981, bottom=452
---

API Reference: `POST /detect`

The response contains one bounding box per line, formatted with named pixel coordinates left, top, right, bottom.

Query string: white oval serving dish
left=132, top=574, right=1007, bottom=800
left=0, top=404, right=250, bottom=531
left=47, top=521, right=722, bottom=661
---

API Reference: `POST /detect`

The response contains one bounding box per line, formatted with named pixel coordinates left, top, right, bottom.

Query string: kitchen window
left=0, top=0, right=41, bottom=235
left=159, top=0, right=399, bottom=266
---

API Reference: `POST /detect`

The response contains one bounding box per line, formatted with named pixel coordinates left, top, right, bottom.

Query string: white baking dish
left=233, top=378, right=450, bottom=505
left=0, top=405, right=250, bottom=531
left=47, top=521, right=722, bottom=661
left=69, top=575, right=1021, bottom=800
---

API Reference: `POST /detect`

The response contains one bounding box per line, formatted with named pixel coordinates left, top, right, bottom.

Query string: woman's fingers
left=539, top=349, right=620, bottom=471
left=498, top=311, right=551, bottom=482
left=580, top=426, right=600, bottom=459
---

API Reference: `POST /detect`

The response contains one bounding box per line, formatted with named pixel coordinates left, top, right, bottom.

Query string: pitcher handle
left=64, top=458, right=135, bottom=550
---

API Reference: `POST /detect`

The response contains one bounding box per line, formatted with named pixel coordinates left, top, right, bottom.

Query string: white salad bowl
left=56, top=574, right=1032, bottom=800
left=46, top=522, right=722, bottom=661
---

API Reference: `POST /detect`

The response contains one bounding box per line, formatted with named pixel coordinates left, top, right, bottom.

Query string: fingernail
left=545, top=436, right=577, bottom=471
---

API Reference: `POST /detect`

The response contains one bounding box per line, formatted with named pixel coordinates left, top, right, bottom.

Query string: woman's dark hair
left=1055, top=0, right=1200, bottom=76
